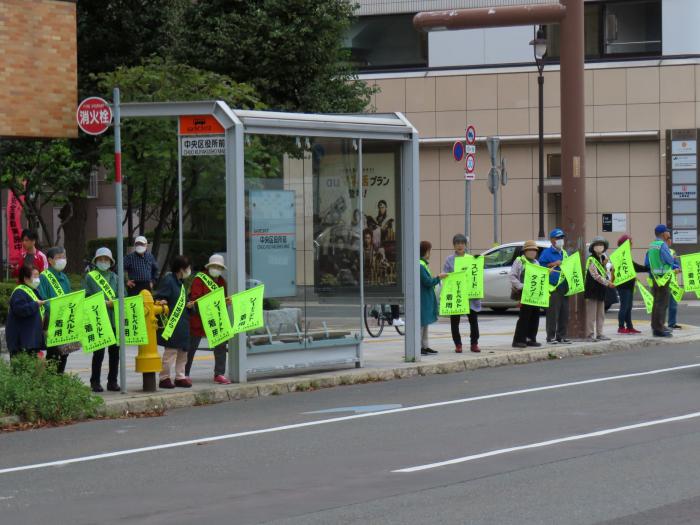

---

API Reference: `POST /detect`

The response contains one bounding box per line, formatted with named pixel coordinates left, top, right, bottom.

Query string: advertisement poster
left=314, top=149, right=400, bottom=293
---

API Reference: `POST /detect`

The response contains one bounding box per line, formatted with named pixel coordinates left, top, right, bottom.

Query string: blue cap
left=549, top=228, right=565, bottom=239
left=654, top=224, right=669, bottom=235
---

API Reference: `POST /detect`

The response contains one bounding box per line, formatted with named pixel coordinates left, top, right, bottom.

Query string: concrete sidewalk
left=70, top=313, right=700, bottom=417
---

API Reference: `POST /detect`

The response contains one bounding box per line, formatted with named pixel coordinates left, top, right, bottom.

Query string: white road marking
left=303, top=404, right=403, bottom=415
left=393, top=410, right=700, bottom=473
left=1, top=363, right=699, bottom=476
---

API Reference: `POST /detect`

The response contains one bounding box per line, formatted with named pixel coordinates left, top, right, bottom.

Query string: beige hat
left=523, top=240, right=538, bottom=252
left=204, top=253, right=227, bottom=270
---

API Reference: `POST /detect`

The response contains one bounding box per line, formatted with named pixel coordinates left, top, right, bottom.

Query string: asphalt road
left=3, top=339, right=700, bottom=524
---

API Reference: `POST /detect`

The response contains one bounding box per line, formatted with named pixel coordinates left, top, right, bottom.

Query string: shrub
left=0, top=354, right=103, bottom=423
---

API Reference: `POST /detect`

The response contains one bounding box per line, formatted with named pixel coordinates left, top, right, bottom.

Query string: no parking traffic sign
left=453, top=141, right=465, bottom=162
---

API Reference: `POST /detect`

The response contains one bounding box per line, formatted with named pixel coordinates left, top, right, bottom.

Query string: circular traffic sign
left=465, top=153, right=475, bottom=173
left=76, top=97, right=113, bottom=135
left=452, top=141, right=465, bottom=162
left=466, top=125, right=476, bottom=145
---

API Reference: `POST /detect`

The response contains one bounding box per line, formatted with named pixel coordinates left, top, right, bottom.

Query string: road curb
left=96, top=331, right=700, bottom=418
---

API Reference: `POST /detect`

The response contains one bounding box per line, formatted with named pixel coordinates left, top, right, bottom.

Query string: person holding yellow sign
left=614, top=235, right=647, bottom=335
left=584, top=237, right=615, bottom=342
left=509, top=240, right=542, bottom=348
left=443, top=234, right=481, bottom=353
left=6, top=265, right=46, bottom=358
left=39, top=246, right=74, bottom=373
left=644, top=225, right=677, bottom=337
left=157, top=255, right=195, bottom=389
left=186, top=254, right=232, bottom=385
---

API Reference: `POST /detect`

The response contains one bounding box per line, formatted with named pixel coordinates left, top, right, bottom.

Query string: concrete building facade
left=353, top=0, right=700, bottom=269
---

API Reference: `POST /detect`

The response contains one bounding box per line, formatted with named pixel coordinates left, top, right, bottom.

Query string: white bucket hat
left=93, top=247, right=115, bottom=265
left=205, top=253, right=227, bottom=271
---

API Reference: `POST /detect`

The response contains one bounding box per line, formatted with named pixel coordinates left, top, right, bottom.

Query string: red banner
left=7, top=190, right=24, bottom=266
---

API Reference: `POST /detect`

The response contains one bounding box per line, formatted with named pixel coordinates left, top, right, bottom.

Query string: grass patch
left=0, top=354, right=103, bottom=423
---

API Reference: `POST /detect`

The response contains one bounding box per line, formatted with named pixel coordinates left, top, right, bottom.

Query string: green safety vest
left=647, top=239, right=673, bottom=286
left=196, top=272, right=219, bottom=292
left=88, top=270, right=116, bottom=300
left=41, top=269, right=64, bottom=297
left=14, top=284, right=45, bottom=319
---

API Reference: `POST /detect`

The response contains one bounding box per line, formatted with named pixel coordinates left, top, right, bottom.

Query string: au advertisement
left=314, top=148, right=400, bottom=294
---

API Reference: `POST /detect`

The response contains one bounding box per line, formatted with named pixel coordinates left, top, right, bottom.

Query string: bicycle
left=363, top=303, right=405, bottom=337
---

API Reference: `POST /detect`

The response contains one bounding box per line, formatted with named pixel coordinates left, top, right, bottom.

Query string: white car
left=480, top=240, right=551, bottom=311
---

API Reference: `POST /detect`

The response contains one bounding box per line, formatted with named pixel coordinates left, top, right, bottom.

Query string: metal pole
left=356, top=139, right=364, bottom=367
left=113, top=87, right=127, bottom=393
left=177, top=119, right=183, bottom=255
left=538, top=71, right=545, bottom=239
left=493, top=181, right=499, bottom=245
left=465, top=180, right=471, bottom=242
left=560, top=0, right=587, bottom=338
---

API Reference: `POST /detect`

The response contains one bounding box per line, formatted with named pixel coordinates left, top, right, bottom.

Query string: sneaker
left=546, top=338, right=558, bottom=344
left=455, top=344, right=463, bottom=354
left=470, top=344, right=481, bottom=353
left=91, top=383, right=104, bottom=393
left=214, top=374, right=232, bottom=385
left=159, top=378, right=175, bottom=389
left=424, top=348, right=438, bottom=354
left=617, top=327, right=629, bottom=334
left=106, top=382, right=120, bottom=392
left=526, top=341, right=542, bottom=347
left=596, top=335, right=611, bottom=341
left=174, top=378, right=193, bottom=388
left=670, top=324, right=682, bottom=329
left=653, top=330, right=673, bottom=338
left=512, top=342, right=527, bottom=348
left=557, top=338, right=572, bottom=345
left=627, top=328, right=641, bottom=334
left=392, top=318, right=405, bottom=327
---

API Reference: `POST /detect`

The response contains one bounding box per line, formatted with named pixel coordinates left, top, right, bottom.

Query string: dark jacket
left=155, top=273, right=190, bottom=350
left=584, top=254, right=609, bottom=301
left=616, top=261, right=648, bottom=291
left=420, top=260, right=440, bottom=327
left=6, top=287, right=45, bottom=354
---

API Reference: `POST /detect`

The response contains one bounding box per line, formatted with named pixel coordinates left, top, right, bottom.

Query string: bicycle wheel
left=364, top=304, right=384, bottom=337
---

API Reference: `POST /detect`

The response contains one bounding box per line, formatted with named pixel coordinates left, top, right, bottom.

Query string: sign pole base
left=142, top=372, right=156, bottom=393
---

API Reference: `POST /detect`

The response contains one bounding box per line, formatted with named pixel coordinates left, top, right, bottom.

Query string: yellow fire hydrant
left=136, top=289, right=168, bottom=392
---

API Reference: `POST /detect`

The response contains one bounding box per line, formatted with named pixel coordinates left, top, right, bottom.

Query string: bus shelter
left=120, top=101, right=420, bottom=383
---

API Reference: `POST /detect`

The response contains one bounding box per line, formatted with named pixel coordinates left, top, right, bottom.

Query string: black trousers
left=450, top=312, right=479, bottom=346
left=91, top=344, right=119, bottom=385
left=128, top=281, right=151, bottom=297
left=513, top=304, right=540, bottom=344
left=46, top=348, right=68, bottom=374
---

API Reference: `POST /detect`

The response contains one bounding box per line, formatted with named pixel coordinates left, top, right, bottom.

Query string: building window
left=546, top=0, right=661, bottom=60
left=87, top=169, right=99, bottom=199
left=346, top=14, right=427, bottom=70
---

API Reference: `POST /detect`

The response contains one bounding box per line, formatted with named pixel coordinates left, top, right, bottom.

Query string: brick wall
left=0, top=0, right=77, bottom=138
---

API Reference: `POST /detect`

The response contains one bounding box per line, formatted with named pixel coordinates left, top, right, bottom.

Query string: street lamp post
left=530, top=26, right=547, bottom=240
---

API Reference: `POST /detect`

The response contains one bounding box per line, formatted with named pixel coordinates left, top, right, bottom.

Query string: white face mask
left=30, top=278, right=41, bottom=289
left=554, top=239, right=564, bottom=249
left=135, top=245, right=147, bottom=255
left=53, top=258, right=67, bottom=272
left=208, top=268, right=222, bottom=279
left=593, top=245, right=605, bottom=254
left=96, top=261, right=111, bottom=272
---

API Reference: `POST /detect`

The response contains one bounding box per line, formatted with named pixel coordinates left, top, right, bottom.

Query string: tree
left=176, top=0, right=375, bottom=113
left=95, top=58, right=264, bottom=264
left=0, top=140, right=89, bottom=247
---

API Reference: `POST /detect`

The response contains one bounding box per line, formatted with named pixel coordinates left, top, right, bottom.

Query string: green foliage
left=0, top=282, right=16, bottom=325
left=0, top=354, right=103, bottom=423
left=176, top=0, right=375, bottom=112
left=0, top=140, right=90, bottom=246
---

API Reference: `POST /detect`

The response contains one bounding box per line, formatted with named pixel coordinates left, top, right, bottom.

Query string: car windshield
left=483, top=246, right=517, bottom=268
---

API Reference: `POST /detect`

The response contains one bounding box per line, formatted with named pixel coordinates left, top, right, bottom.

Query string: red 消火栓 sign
left=76, top=97, right=112, bottom=135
